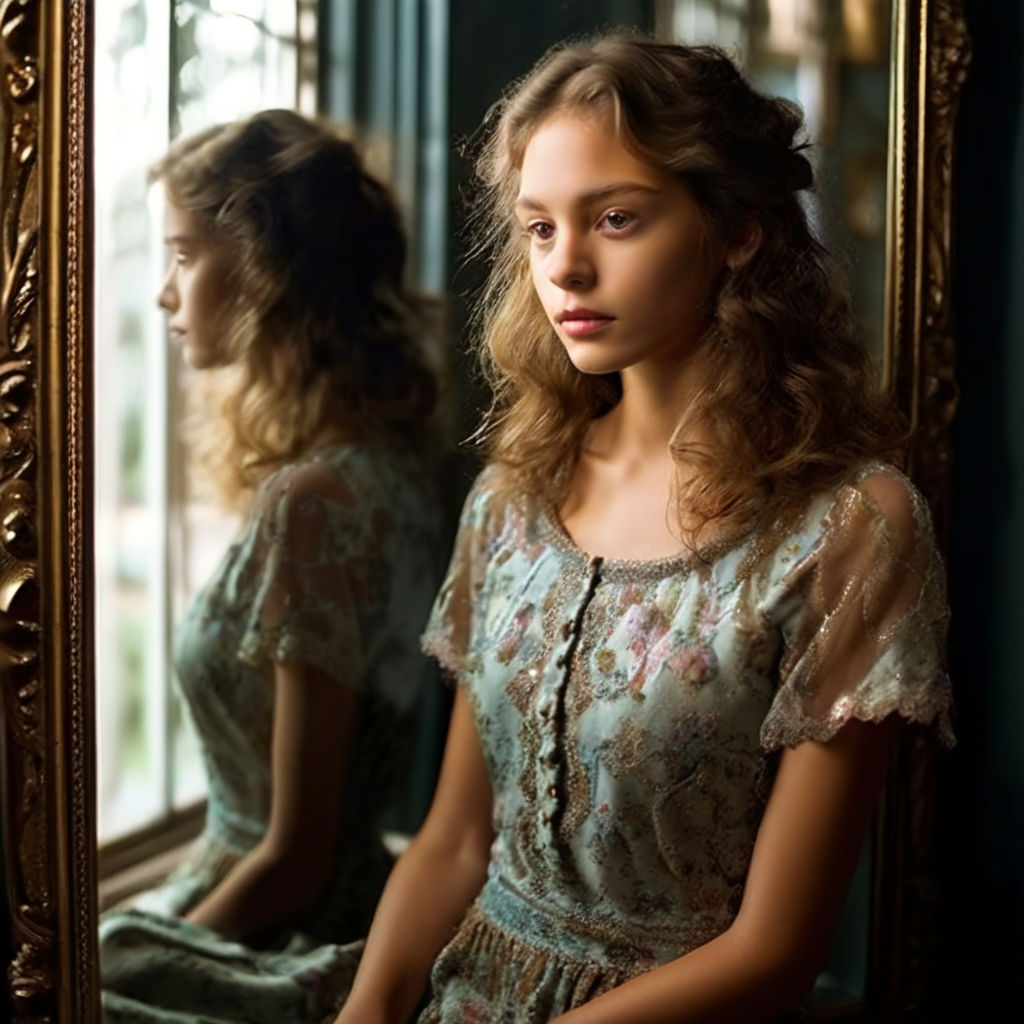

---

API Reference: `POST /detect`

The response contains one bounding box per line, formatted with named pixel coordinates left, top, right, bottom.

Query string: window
left=658, top=0, right=752, bottom=53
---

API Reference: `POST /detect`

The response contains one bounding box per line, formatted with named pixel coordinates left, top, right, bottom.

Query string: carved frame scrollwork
left=0, top=1, right=969, bottom=1021
left=1, top=1, right=95, bottom=1022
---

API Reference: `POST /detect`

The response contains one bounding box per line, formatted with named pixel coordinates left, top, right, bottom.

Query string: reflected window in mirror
left=93, top=0, right=319, bottom=863
left=665, top=0, right=751, bottom=50
left=657, top=0, right=891, bottom=360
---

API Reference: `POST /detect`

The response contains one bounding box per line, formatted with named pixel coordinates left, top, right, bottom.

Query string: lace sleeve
left=237, top=459, right=388, bottom=688
left=760, top=467, right=955, bottom=751
left=420, top=466, right=498, bottom=683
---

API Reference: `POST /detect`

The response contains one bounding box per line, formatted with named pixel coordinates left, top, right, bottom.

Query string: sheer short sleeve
left=421, top=466, right=499, bottom=683
left=760, top=467, right=955, bottom=751
left=237, top=460, right=382, bottom=687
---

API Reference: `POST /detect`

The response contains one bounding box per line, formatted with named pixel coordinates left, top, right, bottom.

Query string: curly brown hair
left=467, top=32, right=904, bottom=534
left=151, top=108, right=441, bottom=508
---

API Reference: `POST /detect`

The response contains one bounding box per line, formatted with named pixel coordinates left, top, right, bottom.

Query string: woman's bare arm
left=551, top=714, right=901, bottom=1024
left=185, top=659, right=359, bottom=939
left=335, top=687, right=495, bottom=1024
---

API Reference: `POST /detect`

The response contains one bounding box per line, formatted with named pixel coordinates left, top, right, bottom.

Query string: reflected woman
left=99, top=108, right=444, bottom=1023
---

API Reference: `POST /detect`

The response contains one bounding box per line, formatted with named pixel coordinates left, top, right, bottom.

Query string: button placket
left=535, top=557, right=603, bottom=833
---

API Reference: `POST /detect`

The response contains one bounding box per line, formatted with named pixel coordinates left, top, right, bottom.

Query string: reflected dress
left=418, top=462, right=954, bottom=1022
left=100, top=443, right=442, bottom=1024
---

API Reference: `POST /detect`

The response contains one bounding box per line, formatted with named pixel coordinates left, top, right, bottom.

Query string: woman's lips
left=557, top=311, right=614, bottom=338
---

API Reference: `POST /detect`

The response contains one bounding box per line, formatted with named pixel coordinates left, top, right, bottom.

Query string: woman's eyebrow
left=515, top=182, right=660, bottom=212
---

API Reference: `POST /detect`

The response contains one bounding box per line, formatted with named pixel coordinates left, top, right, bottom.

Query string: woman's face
left=158, top=194, right=234, bottom=370
left=516, top=108, right=721, bottom=381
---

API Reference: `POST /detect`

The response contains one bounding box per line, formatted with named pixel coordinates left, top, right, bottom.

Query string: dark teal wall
left=932, top=0, right=1024, bottom=1013
left=448, top=0, right=653, bottom=147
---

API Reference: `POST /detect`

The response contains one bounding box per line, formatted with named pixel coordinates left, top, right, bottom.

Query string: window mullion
left=417, top=0, right=449, bottom=293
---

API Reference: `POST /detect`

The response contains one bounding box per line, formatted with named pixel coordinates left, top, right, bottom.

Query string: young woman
left=335, top=33, right=954, bottom=1024
left=99, top=108, right=445, bottom=1023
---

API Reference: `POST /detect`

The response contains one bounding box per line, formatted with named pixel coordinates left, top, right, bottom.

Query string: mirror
left=0, top=1, right=969, bottom=1020
left=89, top=0, right=323, bottom=872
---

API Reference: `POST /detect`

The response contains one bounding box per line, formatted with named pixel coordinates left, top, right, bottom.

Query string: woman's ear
left=725, top=221, right=762, bottom=271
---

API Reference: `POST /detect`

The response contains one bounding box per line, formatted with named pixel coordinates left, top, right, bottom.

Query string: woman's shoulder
left=457, top=461, right=544, bottom=532
left=812, top=461, right=934, bottom=547
left=760, top=460, right=940, bottom=583
left=262, top=442, right=429, bottom=501
left=251, top=442, right=437, bottom=539
left=252, top=447, right=358, bottom=518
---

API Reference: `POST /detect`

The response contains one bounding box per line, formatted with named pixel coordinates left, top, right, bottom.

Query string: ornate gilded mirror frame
left=0, top=1, right=969, bottom=1021
left=0, top=0, right=95, bottom=1020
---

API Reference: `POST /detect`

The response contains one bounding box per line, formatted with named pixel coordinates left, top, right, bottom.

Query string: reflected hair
left=468, top=32, right=904, bottom=534
left=151, top=108, right=440, bottom=508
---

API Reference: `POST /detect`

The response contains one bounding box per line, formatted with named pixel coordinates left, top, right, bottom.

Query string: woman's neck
left=595, top=349, right=714, bottom=461
left=559, top=354, right=717, bottom=561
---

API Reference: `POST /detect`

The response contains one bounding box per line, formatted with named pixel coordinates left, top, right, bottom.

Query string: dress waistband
left=478, top=872, right=714, bottom=969
left=205, top=790, right=266, bottom=853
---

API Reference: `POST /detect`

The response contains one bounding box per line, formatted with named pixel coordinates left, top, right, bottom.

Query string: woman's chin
left=565, top=353, right=626, bottom=377
left=182, top=344, right=224, bottom=371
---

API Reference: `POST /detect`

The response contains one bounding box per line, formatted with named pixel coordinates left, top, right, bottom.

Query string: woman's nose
left=547, top=231, right=594, bottom=291
left=156, top=265, right=178, bottom=312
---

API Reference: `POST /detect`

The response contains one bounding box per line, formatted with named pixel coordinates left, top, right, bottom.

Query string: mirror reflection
left=92, top=1, right=898, bottom=1020
left=94, top=0, right=325, bottom=851
left=94, top=5, right=449, bottom=1022
left=97, top=44, right=448, bottom=1024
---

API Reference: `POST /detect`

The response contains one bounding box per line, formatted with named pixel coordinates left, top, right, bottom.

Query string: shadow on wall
left=937, top=0, right=1024, bottom=1014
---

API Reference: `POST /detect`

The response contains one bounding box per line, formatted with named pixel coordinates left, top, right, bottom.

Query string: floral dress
left=99, top=443, right=442, bottom=1024
left=418, top=462, right=954, bottom=1023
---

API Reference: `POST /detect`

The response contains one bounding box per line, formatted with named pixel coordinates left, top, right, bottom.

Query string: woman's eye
left=603, top=210, right=633, bottom=231
left=525, top=220, right=554, bottom=241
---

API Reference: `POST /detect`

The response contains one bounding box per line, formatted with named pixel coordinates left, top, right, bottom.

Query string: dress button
left=561, top=620, right=574, bottom=640
left=543, top=750, right=561, bottom=767
left=539, top=704, right=551, bottom=720
left=547, top=784, right=557, bottom=798
left=555, top=655, right=566, bottom=669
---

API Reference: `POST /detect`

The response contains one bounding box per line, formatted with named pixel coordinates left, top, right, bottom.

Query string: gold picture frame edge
left=1, top=0, right=97, bottom=1021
